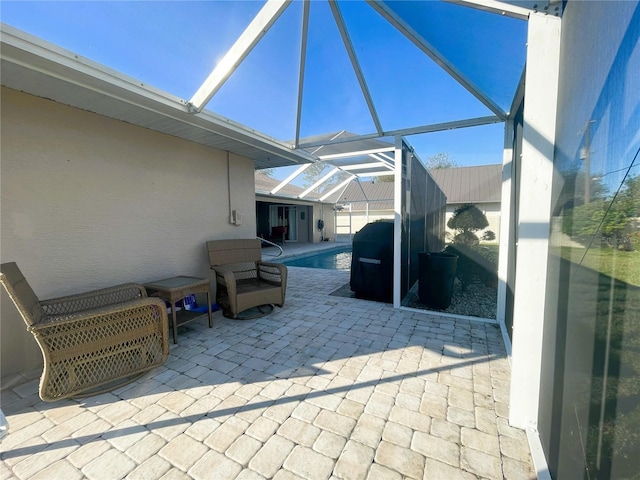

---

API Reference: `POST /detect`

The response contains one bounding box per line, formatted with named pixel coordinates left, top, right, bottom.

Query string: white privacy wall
left=1, top=87, right=257, bottom=378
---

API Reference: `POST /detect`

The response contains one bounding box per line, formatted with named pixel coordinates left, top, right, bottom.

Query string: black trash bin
left=418, top=252, right=458, bottom=309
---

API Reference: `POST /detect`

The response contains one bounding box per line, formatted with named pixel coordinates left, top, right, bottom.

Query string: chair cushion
left=235, top=278, right=282, bottom=312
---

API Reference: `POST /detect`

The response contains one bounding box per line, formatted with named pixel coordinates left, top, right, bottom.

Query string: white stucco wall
left=336, top=211, right=393, bottom=235
left=1, top=87, right=257, bottom=379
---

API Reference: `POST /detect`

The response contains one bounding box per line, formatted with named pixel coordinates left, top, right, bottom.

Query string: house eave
left=0, top=23, right=316, bottom=169
left=255, top=191, right=333, bottom=205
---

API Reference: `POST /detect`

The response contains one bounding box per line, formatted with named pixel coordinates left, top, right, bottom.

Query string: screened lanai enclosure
left=3, top=1, right=639, bottom=478
left=169, top=0, right=528, bottom=316
left=2, top=0, right=530, bottom=349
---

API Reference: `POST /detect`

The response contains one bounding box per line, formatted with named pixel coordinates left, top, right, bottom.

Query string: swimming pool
left=282, top=246, right=352, bottom=271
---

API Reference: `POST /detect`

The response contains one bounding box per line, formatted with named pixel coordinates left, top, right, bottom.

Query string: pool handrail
left=258, top=236, right=283, bottom=257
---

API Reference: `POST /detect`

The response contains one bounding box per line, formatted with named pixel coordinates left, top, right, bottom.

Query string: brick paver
left=28, top=461, right=81, bottom=480
left=81, top=449, right=137, bottom=480
left=333, top=440, right=374, bottom=479
left=1, top=266, right=536, bottom=479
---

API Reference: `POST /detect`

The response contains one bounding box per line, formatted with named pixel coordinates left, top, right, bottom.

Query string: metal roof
left=333, top=181, right=395, bottom=212
left=325, top=164, right=502, bottom=209
left=429, top=164, right=502, bottom=204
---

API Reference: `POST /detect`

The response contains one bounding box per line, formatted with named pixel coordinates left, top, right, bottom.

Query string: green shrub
left=444, top=204, right=498, bottom=289
left=447, top=204, right=489, bottom=246
left=444, top=243, right=498, bottom=290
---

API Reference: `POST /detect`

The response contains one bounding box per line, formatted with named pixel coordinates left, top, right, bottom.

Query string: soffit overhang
left=0, top=24, right=316, bottom=169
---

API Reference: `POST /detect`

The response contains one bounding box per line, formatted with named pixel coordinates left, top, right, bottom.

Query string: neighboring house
left=331, top=180, right=394, bottom=240
left=332, top=164, right=502, bottom=243
left=254, top=171, right=336, bottom=244
left=255, top=131, right=398, bottom=244
left=429, top=164, right=502, bottom=242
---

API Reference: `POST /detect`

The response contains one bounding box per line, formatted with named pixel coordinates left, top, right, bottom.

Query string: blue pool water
left=283, top=246, right=352, bottom=271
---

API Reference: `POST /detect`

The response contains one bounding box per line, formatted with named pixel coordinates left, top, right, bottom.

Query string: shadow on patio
left=1, top=266, right=535, bottom=480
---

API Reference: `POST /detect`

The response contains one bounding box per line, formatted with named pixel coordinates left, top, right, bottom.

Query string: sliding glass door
left=269, top=205, right=298, bottom=242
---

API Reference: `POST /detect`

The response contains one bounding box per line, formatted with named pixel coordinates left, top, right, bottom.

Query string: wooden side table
left=144, top=276, right=213, bottom=344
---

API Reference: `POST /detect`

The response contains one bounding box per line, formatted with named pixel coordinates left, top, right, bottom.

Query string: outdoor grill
left=350, top=221, right=394, bottom=303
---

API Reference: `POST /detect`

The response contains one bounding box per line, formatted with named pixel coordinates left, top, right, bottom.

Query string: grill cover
left=350, top=221, right=393, bottom=302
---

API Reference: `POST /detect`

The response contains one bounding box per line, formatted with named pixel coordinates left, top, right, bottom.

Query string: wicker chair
left=0, top=262, right=170, bottom=402
left=207, top=239, right=287, bottom=319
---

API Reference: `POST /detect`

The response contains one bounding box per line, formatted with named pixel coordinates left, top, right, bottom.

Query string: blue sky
left=1, top=0, right=527, bottom=169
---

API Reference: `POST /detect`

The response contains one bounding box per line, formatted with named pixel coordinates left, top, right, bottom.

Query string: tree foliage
left=427, top=152, right=458, bottom=170
left=620, top=174, right=640, bottom=217
left=447, top=204, right=490, bottom=245
left=443, top=204, right=497, bottom=289
left=258, top=168, right=275, bottom=178
left=562, top=174, right=640, bottom=250
left=482, top=230, right=496, bottom=242
left=301, top=162, right=326, bottom=187
left=554, top=169, right=609, bottom=213
left=300, top=163, right=342, bottom=195
left=376, top=175, right=394, bottom=183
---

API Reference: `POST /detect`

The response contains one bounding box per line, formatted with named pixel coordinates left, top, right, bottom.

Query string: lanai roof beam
left=367, top=0, right=508, bottom=119
left=189, top=0, right=291, bottom=113
left=297, top=115, right=501, bottom=148
left=270, top=163, right=312, bottom=195
left=444, top=0, right=532, bottom=20
left=299, top=167, right=340, bottom=198
left=358, top=171, right=395, bottom=177
left=319, top=175, right=356, bottom=201
left=356, top=178, right=370, bottom=203
left=329, top=0, right=383, bottom=135
left=294, top=0, right=310, bottom=148
left=368, top=153, right=395, bottom=169
left=318, top=146, right=395, bottom=160
left=341, top=162, right=389, bottom=171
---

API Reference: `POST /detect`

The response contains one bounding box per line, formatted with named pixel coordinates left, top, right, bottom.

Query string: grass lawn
left=558, top=246, right=640, bottom=286
left=553, top=244, right=640, bottom=475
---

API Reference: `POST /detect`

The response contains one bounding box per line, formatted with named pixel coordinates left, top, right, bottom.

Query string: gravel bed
left=405, top=279, right=497, bottom=320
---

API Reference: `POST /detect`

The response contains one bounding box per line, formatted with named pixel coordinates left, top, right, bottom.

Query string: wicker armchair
left=207, top=239, right=287, bottom=319
left=0, top=262, right=169, bottom=402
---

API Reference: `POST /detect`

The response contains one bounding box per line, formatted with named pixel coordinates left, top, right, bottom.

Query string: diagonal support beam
left=356, top=178, right=370, bottom=203
left=271, top=163, right=312, bottom=195
left=357, top=170, right=395, bottom=177
left=300, top=167, right=339, bottom=198
left=294, top=0, right=311, bottom=148
left=298, top=115, right=502, bottom=148
left=368, top=153, right=395, bottom=170
left=319, top=174, right=356, bottom=201
left=329, top=0, right=384, bottom=135
left=318, top=146, right=395, bottom=160
left=443, top=0, right=532, bottom=20
left=367, top=0, right=507, bottom=119
left=189, top=0, right=292, bottom=113
left=341, top=162, right=388, bottom=171
left=375, top=152, right=395, bottom=164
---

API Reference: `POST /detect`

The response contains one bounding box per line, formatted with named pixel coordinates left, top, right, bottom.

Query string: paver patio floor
left=1, top=266, right=535, bottom=479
